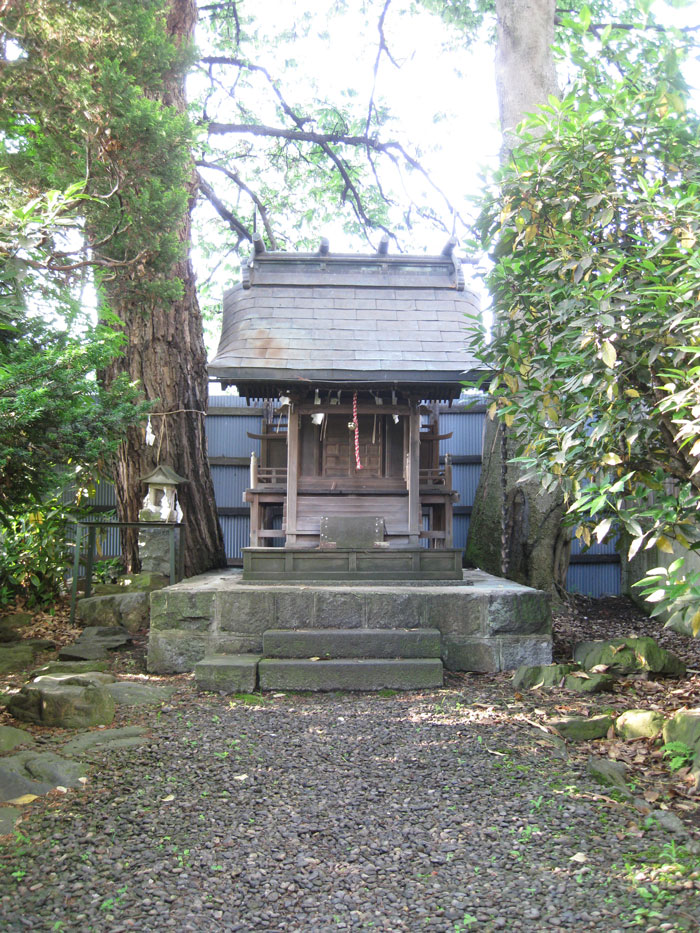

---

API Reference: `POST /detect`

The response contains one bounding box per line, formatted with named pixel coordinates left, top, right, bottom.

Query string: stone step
left=262, top=628, right=441, bottom=660
left=258, top=658, right=443, bottom=692
left=194, top=654, right=261, bottom=694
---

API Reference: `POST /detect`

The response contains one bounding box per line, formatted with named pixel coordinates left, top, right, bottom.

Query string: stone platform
left=147, top=569, right=551, bottom=675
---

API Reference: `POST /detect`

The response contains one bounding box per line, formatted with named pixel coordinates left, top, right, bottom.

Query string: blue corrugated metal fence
left=79, top=392, right=620, bottom=596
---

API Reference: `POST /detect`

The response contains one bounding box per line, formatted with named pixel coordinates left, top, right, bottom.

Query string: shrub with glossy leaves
left=467, top=23, right=700, bottom=633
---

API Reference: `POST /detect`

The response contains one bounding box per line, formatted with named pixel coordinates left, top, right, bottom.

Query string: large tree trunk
left=103, top=0, right=226, bottom=577
left=466, top=0, right=570, bottom=593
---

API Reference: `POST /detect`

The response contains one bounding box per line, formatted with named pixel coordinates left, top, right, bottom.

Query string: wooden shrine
left=208, top=236, right=482, bottom=581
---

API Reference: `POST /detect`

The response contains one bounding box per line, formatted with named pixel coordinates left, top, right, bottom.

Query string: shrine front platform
left=147, top=569, right=552, bottom=676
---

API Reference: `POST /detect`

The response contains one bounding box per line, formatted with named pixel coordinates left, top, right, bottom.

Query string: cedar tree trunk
left=466, top=0, right=570, bottom=593
left=103, top=0, right=226, bottom=577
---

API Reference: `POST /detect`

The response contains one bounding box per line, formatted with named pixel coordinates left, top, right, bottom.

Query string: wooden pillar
left=286, top=405, right=299, bottom=545
left=407, top=403, right=420, bottom=546
left=445, top=454, right=454, bottom=548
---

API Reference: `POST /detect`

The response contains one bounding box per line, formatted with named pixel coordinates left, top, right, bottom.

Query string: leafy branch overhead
left=467, top=12, right=700, bottom=633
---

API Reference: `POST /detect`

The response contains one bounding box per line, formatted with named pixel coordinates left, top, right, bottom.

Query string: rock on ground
left=8, top=682, right=115, bottom=728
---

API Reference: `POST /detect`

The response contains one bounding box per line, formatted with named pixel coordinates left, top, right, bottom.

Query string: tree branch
left=197, top=159, right=277, bottom=249
left=366, top=0, right=398, bottom=139
left=196, top=171, right=252, bottom=245
left=206, top=121, right=462, bottom=224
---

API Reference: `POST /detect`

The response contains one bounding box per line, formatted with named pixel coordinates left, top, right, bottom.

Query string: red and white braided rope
left=353, top=391, right=362, bottom=470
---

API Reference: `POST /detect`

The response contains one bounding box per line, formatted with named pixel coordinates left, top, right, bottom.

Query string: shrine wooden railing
left=419, top=456, right=452, bottom=489
left=250, top=463, right=451, bottom=489
left=256, top=466, right=288, bottom=485
left=249, top=453, right=288, bottom=488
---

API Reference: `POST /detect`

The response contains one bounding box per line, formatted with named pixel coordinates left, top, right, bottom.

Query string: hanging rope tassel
left=353, top=391, right=363, bottom=470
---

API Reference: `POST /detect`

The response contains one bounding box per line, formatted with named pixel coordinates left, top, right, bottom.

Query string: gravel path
left=2, top=684, right=699, bottom=932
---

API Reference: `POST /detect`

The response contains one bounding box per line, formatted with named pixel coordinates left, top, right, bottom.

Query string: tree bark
left=103, top=0, right=226, bottom=577
left=494, top=0, right=559, bottom=146
left=466, top=0, right=570, bottom=594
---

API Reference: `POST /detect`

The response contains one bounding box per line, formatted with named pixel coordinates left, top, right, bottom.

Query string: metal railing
left=69, top=520, right=185, bottom=624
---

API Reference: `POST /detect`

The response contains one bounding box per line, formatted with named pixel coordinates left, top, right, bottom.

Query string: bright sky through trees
left=193, top=0, right=700, bottom=359
left=191, top=0, right=500, bottom=348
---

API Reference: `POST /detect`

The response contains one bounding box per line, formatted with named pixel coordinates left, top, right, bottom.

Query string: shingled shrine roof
left=208, top=239, right=482, bottom=400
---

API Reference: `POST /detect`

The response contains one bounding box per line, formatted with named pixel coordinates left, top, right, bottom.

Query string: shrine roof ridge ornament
left=240, top=233, right=465, bottom=292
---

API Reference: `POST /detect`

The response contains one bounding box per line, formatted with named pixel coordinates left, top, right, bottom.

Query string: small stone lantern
left=140, top=464, right=187, bottom=523
left=138, top=465, right=187, bottom=576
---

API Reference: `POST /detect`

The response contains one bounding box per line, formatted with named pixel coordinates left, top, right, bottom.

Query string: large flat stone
left=574, top=637, right=685, bottom=677
left=106, top=682, right=177, bottom=707
left=32, top=673, right=116, bottom=687
left=21, top=752, right=88, bottom=788
left=262, top=628, right=442, bottom=659
left=9, top=683, right=115, bottom=728
left=0, top=726, right=35, bottom=753
left=512, top=663, right=580, bottom=690
left=58, top=643, right=108, bottom=661
left=552, top=715, right=614, bottom=742
left=194, top=655, right=261, bottom=694
left=258, top=657, right=443, bottom=691
left=60, top=726, right=150, bottom=756
left=31, top=660, right=109, bottom=677
left=0, top=806, right=21, bottom=834
left=0, top=764, right=53, bottom=802
left=0, top=644, right=41, bottom=675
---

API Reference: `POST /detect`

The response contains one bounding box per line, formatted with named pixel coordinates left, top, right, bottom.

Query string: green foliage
left=661, top=741, right=695, bottom=772
left=0, top=495, right=72, bottom=607
left=467, top=11, right=700, bottom=631
left=0, top=183, right=147, bottom=521
left=0, top=0, right=196, bottom=305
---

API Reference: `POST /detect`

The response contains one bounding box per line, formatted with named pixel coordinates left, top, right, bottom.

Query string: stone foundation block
left=365, top=591, right=427, bottom=629
left=147, top=630, right=208, bottom=674
left=209, top=633, right=264, bottom=656
left=194, top=654, right=261, bottom=694
left=486, top=592, right=551, bottom=636
left=442, top=638, right=500, bottom=673
left=150, top=590, right=214, bottom=633
left=218, top=590, right=274, bottom=634
left=273, top=590, right=316, bottom=628
left=313, top=591, right=365, bottom=628
left=425, top=591, right=484, bottom=637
